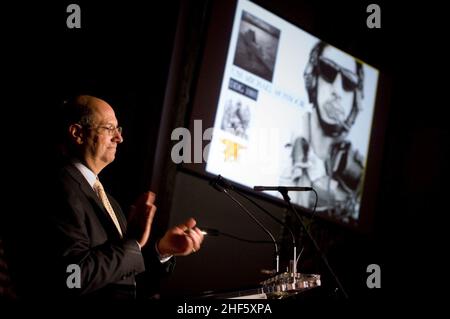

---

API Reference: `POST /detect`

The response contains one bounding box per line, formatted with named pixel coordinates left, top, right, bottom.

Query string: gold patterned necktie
left=93, top=178, right=123, bottom=237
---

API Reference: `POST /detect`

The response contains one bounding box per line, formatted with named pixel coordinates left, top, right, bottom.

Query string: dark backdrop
left=2, top=0, right=446, bottom=301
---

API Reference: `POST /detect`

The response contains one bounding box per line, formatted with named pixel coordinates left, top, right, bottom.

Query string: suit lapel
left=64, top=164, right=125, bottom=237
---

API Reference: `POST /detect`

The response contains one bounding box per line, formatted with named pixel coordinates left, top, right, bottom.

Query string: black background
left=2, top=0, right=446, bottom=304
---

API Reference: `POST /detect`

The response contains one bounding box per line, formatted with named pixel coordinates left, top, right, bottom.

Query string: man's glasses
left=87, top=125, right=123, bottom=136
left=318, top=56, right=358, bottom=92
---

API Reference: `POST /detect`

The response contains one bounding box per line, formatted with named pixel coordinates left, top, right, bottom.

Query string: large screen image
left=204, top=0, right=379, bottom=225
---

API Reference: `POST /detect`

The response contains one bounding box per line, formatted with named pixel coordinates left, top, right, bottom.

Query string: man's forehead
left=322, top=46, right=356, bottom=72
left=90, top=102, right=118, bottom=124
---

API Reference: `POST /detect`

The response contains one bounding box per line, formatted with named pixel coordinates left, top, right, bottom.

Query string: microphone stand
left=231, top=190, right=297, bottom=275
left=211, top=180, right=280, bottom=273
left=278, top=188, right=349, bottom=299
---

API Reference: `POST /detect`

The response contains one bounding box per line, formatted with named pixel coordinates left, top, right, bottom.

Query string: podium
left=260, top=272, right=321, bottom=298
left=199, top=272, right=321, bottom=299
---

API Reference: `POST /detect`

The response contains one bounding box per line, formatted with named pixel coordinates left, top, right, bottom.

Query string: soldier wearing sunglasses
left=281, top=41, right=365, bottom=223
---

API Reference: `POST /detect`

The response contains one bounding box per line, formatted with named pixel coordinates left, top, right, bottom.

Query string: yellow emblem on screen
left=221, top=139, right=245, bottom=161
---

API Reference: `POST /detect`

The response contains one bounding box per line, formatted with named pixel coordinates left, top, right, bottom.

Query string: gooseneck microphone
left=227, top=186, right=298, bottom=275
left=253, top=186, right=313, bottom=192
left=200, top=227, right=279, bottom=244
left=253, top=185, right=314, bottom=271
left=210, top=175, right=280, bottom=273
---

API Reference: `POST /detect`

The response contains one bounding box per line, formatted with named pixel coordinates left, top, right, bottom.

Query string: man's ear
left=68, top=124, right=84, bottom=145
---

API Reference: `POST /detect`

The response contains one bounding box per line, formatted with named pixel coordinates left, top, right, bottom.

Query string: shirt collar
left=71, top=159, right=98, bottom=190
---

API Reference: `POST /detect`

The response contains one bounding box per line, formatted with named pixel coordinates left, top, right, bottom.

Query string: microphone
left=211, top=174, right=234, bottom=190
left=229, top=187, right=298, bottom=275
left=210, top=175, right=227, bottom=192
left=273, top=186, right=349, bottom=299
left=210, top=175, right=280, bottom=273
left=199, top=226, right=281, bottom=244
left=213, top=176, right=298, bottom=274
left=254, top=186, right=313, bottom=192
left=195, top=227, right=220, bottom=236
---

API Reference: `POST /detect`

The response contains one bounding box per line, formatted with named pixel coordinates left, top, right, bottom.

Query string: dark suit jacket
left=40, top=162, right=172, bottom=299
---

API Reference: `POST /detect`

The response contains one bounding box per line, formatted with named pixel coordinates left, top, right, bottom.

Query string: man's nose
left=113, top=130, right=123, bottom=143
left=331, top=73, right=344, bottom=97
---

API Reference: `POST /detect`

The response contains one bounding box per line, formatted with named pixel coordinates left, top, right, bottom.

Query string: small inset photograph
left=221, top=98, right=251, bottom=140
left=233, top=11, right=281, bottom=82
